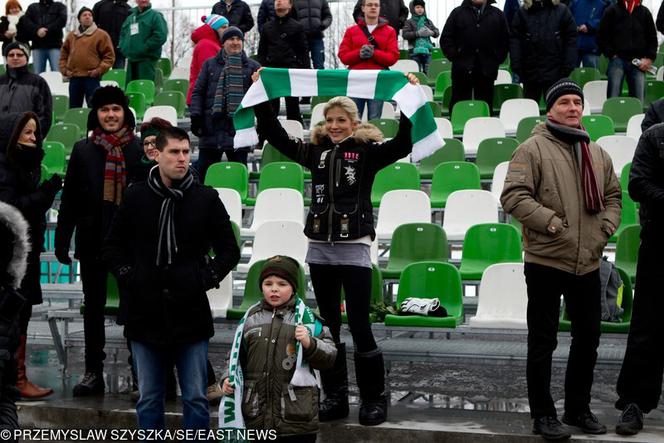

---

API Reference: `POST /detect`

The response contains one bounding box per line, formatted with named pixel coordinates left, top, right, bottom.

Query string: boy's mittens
left=399, top=297, right=448, bottom=317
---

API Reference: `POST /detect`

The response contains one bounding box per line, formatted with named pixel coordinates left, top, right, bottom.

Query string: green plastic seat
left=418, top=138, right=465, bottom=180
left=492, top=83, right=523, bottom=114
left=409, top=71, right=429, bottom=86
left=45, top=123, right=81, bottom=155
left=431, top=47, right=443, bottom=60
left=458, top=223, right=522, bottom=281
left=430, top=161, right=481, bottom=208
left=598, top=55, right=609, bottom=79
left=154, top=91, right=186, bottom=118
left=475, top=137, right=519, bottom=179
left=368, top=118, right=399, bottom=138
left=559, top=267, right=633, bottom=333
left=569, top=67, right=601, bottom=88
left=441, top=86, right=453, bottom=116
left=433, top=71, right=452, bottom=102
left=582, top=115, right=615, bottom=141
left=399, top=49, right=410, bottom=60
left=427, top=101, right=443, bottom=117
left=427, top=59, right=452, bottom=86
left=311, top=95, right=334, bottom=109
left=62, top=108, right=90, bottom=138
left=156, top=57, right=172, bottom=78
left=451, top=100, right=490, bottom=135
left=226, top=259, right=307, bottom=319
left=81, top=274, right=120, bottom=316
left=102, top=68, right=126, bottom=89
left=126, top=91, right=147, bottom=119
left=620, top=162, right=631, bottom=191
left=384, top=261, right=464, bottom=328
left=126, top=79, right=156, bottom=106
left=204, top=161, right=249, bottom=203
left=382, top=223, right=449, bottom=280
left=250, top=144, right=311, bottom=180
left=162, top=78, right=189, bottom=97
left=0, top=64, right=5, bottom=76
left=602, top=97, right=642, bottom=133
left=370, top=162, right=420, bottom=206
left=342, top=264, right=384, bottom=323
left=52, top=94, right=69, bottom=123
left=644, top=80, right=664, bottom=109
left=615, top=224, right=640, bottom=284
left=246, top=161, right=305, bottom=206
left=516, top=116, right=546, bottom=143
left=42, top=141, right=66, bottom=178
left=154, top=67, right=164, bottom=93
left=609, top=192, right=638, bottom=243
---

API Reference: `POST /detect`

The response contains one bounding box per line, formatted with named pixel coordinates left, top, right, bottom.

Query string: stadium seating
left=430, top=161, right=481, bottom=208
left=582, top=115, right=615, bottom=141
left=583, top=80, right=608, bottom=113
left=52, top=95, right=69, bottom=123
left=458, top=223, right=522, bottom=281
left=142, top=105, right=178, bottom=126
left=626, top=114, right=644, bottom=140
left=45, top=124, right=81, bottom=155
left=156, top=57, right=172, bottom=78
left=371, top=163, right=421, bottom=206
left=492, top=83, right=523, bottom=114
left=418, top=138, right=465, bottom=180
left=462, top=116, right=505, bottom=155
left=442, top=190, right=500, bottom=241
left=515, top=116, right=546, bottom=142
left=126, top=80, right=156, bottom=106
left=490, top=161, right=509, bottom=204
left=369, top=118, right=399, bottom=138
left=433, top=71, right=452, bottom=102
left=499, top=98, right=540, bottom=135
left=468, top=263, right=527, bottom=329
left=452, top=100, right=491, bottom=135
left=241, top=188, right=304, bottom=238
left=602, top=97, right=643, bottom=132
left=381, top=223, right=449, bottom=280
left=245, top=162, right=305, bottom=206
left=475, top=137, right=519, bottom=179
left=42, top=141, right=66, bottom=178
left=644, top=80, right=664, bottom=109
left=204, top=162, right=249, bottom=203
left=215, top=188, right=243, bottom=227
left=162, top=78, right=189, bottom=97
left=596, top=135, right=637, bottom=177
left=615, top=224, right=640, bottom=284
left=154, top=91, right=186, bottom=118
left=62, top=108, right=90, bottom=138
left=241, top=220, right=308, bottom=272
left=207, top=271, right=234, bottom=319
left=375, top=190, right=431, bottom=241
left=434, top=117, right=453, bottom=138
left=569, top=67, right=601, bottom=88
left=102, top=68, right=126, bottom=90
left=126, top=92, right=146, bottom=119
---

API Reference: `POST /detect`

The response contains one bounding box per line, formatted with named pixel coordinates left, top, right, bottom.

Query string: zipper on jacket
left=327, top=145, right=338, bottom=242
left=264, top=307, right=278, bottom=429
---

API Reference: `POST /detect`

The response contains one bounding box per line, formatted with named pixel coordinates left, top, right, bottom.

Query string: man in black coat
left=102, top=126, right=240, bottom=432
left=54, top=86, right=142, bottom=397
left=441, top=0, right=509, bottom=114
left=0, top=41, right=52, bottom=136
left=92, top=0, right=131, bottom=69
left=509, top=0, right=577, bottom=103
left=211, top=0, right=254, bottom=33
left=353, top=0, right=408, bottom=33
left=18, top=0, right=67, bottom=74
left=190, top=27, right=260, bottom=178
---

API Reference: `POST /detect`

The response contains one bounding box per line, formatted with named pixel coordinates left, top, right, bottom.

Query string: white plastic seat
left=241, top=188, right=304, bottom=237
left=309, top=103, right=326, bottom=130
left=626, top=113, right=644, bottom=140
left=442, top=190, right=500, bottom=241
left=390, top=59, right=419, bottom=73
left=499, top=98, right=540, bottom=135
left=583, top=99, right=591, bottom=115
left=169, top=66, right=190, bottom=80
left=40, top=71, right=63, bottom=84
left=494, top=69, right=512, bottom=85
left=48, top=81, right=69, bottom=97
left=657, top=66, right=664, bottom=81
left=207, top=271, right=233, bottom=319
left=361, top=102, right=395, bottom=121
left=583, top=80, right=608, bottom=114
left=280, top=119, right=304, bottom=140
left=462, top=117, right=506, bottom=156
left=375, top=190, right=431, bottom=241
left=142, top=105, right=178, bottom=126
left=240, top=220, right=308, bottom=272
left=596, top=135, right=637, bottom=177
left=490, top=161, right=510, bottom=204
left=469, top=263, right=527, bottom=329
left=435, top=117, right=453, bottom=139
left=215, top=188, right=243, bottom=227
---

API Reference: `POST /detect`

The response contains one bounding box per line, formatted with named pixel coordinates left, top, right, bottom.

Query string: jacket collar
left=357, top=17, right=389, bottom=28
left=260, top=293, right=297, bottom=313
left=74, top=22, right=98, bottom=37
left=523, top=0, right=560, bottom=9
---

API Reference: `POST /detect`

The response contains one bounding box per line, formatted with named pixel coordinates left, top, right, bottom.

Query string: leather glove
left=40, top=174, right=62, bottom=197
left=190, top=115, right=203, bottom=137
left=55, top=247, right=72, bottom=265
left=359, top=44, right=375, bottom=60
left=417, top=27, right=435, bottom=38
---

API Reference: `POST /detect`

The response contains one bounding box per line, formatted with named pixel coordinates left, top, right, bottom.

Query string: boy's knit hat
left=412, top=0, right=425, bottom=7
left=259, top=255, right=300, bottom=293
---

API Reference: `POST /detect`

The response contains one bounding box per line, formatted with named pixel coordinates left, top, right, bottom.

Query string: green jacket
left=118, top=4, right=167, bottom=62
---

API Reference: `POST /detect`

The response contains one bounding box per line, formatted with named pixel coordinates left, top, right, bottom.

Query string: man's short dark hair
left=155, top=126, right=190, bottom=152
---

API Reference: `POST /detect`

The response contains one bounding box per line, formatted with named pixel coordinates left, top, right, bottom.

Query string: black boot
left=319, top=343, right=349, bottom=421
left=354, top=349, right=388, bottom=426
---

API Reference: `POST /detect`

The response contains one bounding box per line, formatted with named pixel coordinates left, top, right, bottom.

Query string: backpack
left=600, top=256, right=624, bottom=322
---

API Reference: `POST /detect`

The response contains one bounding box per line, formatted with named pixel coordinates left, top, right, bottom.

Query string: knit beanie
left=412, top=0, right=426, bottom=7
left=87, top=85, right=136, bottom=132
left=221, top=26, right=244, bottom=44
left=140, top=117, right=173, bottom=142
left=78, top=6, right=92, bottom=20
left=3, top=41, right=29, bottom=58
left=545, top=78, right=584, bottom=111
left=259, top=255, right=300, bottom=293
left=203, top=14, right=229, bottom=31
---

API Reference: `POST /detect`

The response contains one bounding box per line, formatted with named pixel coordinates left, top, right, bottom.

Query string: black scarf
left=147, top=165, right=194, bottom=266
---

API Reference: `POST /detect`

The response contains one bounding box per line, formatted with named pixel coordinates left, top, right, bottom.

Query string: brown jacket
left=59, top=23, right=115, bottom=78
left=501, top=123, right=622, bottom=275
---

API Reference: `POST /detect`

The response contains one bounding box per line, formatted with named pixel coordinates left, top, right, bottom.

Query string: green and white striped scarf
left=233, top=68, right=443, bottom=162
left=219, top=298, right=320, bottom=431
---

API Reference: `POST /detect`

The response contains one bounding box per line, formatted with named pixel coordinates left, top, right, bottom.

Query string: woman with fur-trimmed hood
left=252, top=70, right=419, bottom=427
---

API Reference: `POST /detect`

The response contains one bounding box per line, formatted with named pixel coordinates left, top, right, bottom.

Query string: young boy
left=402, top=0, right=439, bottom=74
left=220, top=256, right=337, bottom=442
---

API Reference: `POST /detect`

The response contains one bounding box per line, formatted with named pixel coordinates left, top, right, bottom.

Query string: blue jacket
left=570, top=0, right=608, bottom=54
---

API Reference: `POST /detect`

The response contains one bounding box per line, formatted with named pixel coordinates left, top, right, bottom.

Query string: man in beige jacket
left=501, top=78, right=621, bottom=441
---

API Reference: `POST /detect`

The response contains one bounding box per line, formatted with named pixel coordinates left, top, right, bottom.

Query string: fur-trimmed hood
left=523, top=0, right=560, bottom=9
left=0, top=201, right=30, bottom=289
left=309, top=122, right=384, bottom=146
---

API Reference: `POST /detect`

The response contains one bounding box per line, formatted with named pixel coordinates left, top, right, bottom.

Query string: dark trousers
left=524, top=262, right=601, bottom=418
left=0, top=387, right=18, bottom=442
left=69, top=77, right=100, bottom=108
left=113, top=54, right=126, bottom=69
left=270, top=97, right=302, bottom=123
left=196, top=147, right=249, bottom=183
left=309, top=264, right=376, bottom=353
left=450, top=67, right=495, bottom=115
left=523, top=80, right=557, bottom=105
left=126, top=60, right=156, bottom=83
left=616, top=227, right=664, bottom=413
left=79, top=258, right=108, bottom=374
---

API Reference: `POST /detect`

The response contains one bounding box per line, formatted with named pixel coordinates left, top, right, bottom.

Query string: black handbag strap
left=360, top=24, right=380, bottom=50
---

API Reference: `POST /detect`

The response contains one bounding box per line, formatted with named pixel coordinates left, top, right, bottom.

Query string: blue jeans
left=578, top=52, right=599, bottom=69
left=69, top=77, right=100, bottom=108
left=131, top=340, right=209, bottom=432
left=352, top=98, right=383, bottom=121
left=607, top=57, right=645, bottom=102
left=32, top=48, right=60, bottom=74
left=308, top=36, right=325, bottom=70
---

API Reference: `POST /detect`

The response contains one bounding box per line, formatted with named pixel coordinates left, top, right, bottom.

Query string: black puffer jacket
left=211, top=0, right=255, bottom=33
left=440, top=0, right=509, bottom=79
left=597, top=1, right=657, bottom=61
left=0, top=112, right=53, bottom=306
left=642, top=99, right=664, bottom=131
left=18, top=0, right=67, bottom=49
left=258, top=0, right=332, bottom=36
left=92, top=0, right=131, bottom=53
left=258, top=9, right=309, bottom=69
left=102, top=180, right=240, bottom=346
left=0, top=67, right=52, bottom=136
left=353, top=0, right=408, bottom=32
left=255, top=102, right=413, bottom=242
left=628, top=123, right=664, bottom=229
left=189, top=50, right=260, bottom=150
left=509, top=0, right=577, bottom=84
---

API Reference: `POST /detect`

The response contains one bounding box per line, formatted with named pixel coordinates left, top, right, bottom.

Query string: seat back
left=207, top=271, right=233, bottom=318
left=644, top=80, right=664, bottom=108
left=102, top=68, right=127, bottom=89
left=257, top=162, right=304, bottom=195
left=620, top=163, right=631, bottom=190
left=569, top=67, right=601, bottom=88
left=397, top=261, right=463, bottom=319
left=626, top=113, right=644, bottom=140
left=596, top=135, right=637, bottom=175
left=375, top=190, right=431, bottom=240
left=62, top=108, right=91, bottom=138
left=498, top=98, right=540, bottom=134
left=460, top=223, right=522, bottom=267
left=162, top=78, right=189, bottom=97
left=428, top=101, right=443, bottom=117
left=249, top=188, right=304, bottom=232
left=215, top=188, right=243, bottom=227
left=602, top=97, right=643, bottom=132
left=492, top=83, right=524, bottom=113
left=368, top=118, right=399, bottom=138
left=154, top=91, right=186, bottom=117
left=42, top=141, right=66, bottom=177
left=143, top=105, right=178, bottom=126
left=490, top=161, right=510, bottom=203
left=156, top=57, right=172, bottom=78
left=452, top=100, right=491, bottom=135
left=280, top=119, right=304, bottom=140
left=434, top=117, right=452, bottom=138
left=126, top=80, right=156, bottom=106
left=126, top=91, right=147, bottom=119
left=433, top=71, right=452, bottom=101
left=45, top=123, right=82, bottom=155
left=247, top=221, right=308, bottom=268
left=615, top=224, right=641, bottom=272
left=427, top=59, right=452, bottom=84
left=470, top=263, right=527, bottom=329
left=430, top=161, right=481, bottom=207
left=494, top=69, right=512, bottom=85
left=387, top=223, right=449, bottom=270
left=515, top=116, right=546, bottom=143
left=475, top=137, right=519, bottom=179
left=52, top=94, right=69, bottom=123
left=582, top=115, right=615, bottom=141
left=371, top=162, right=421, bottom=206
left=204, top=162, right=248, bottom=202
left=391, top=59, right=419, bottom=73
left=418, top=138, right=464, bottom=179
left=309, top=103, right=327, bottom=129
left=583, top=80, right=608, bottom=113
left=462, top=116, right=505, bottom=155
left=442, top=190, right=500, bottom=241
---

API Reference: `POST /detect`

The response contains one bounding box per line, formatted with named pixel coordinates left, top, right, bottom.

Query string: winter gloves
left=417, top=27, right=435, bottom=38
left=190, top=114, right=203, bottom=137
left=359, top=44, right=375, bottom=60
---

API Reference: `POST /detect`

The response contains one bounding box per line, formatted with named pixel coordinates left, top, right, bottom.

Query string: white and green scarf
left=233, top=68, right=443, bottom=162
left=219, top=298, right=321, bottom=430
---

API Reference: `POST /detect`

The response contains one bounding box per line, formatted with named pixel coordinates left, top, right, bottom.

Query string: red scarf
left=92, top=125, right=134, bottom=206
left=624, top=0, right=640, bottom=13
